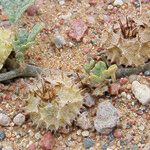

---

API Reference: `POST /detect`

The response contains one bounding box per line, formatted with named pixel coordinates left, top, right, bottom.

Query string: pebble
left=119, top=78, right=128, bottom=85
left=77, top=130, right=82, bottom=136
left=13, top=113, right=25, bottom=126
left=94, top=101, right=120, bottom=135
left=54, top=34, right=66, bottom=49
left=0, top=113, right=11, bottom=126
left=28, top=143, right=36, bottom=150
left=82, top=131, right=90, bottom=137
left=35, top=132, right=42, bottom=140
left=143, top=143, right=150, bottom=150
left=39, top=132, right=55, bottom=150
left=144, top=70, right=150, bottom=76
left=113, top=129, right=123, bottom=139
left=121, top=92, right=127, bottom=98
left=2, top=147, right=13, bottom=150
left=138, top=125, right=145, bottom=131
left=0, top=130, right=5, bottom=140
left=109, top=83, right=121, bottom=95
left=27, top=5, right=38, bottom=16
left=83, top=93, right=95, bottom=107
left=89, top=0, right=97, bottom=5
left=77, top=112, right=92, bottom=130
left=132, top=81, right=150, bottom=105
left=68, top=19, right=87, bottom=41
left=58, top=0, right=65, bottom=5
left=83, top=138, right=95, bottom=149
left=127, top=94, right=131, bottom=100
left=107, top=4, right=113, bottom=10
left=113, top=0, right=124, bottom=6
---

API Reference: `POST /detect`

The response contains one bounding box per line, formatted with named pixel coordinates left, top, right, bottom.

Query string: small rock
left=103, top=15, right=111, bottom=23
left=13, top=113, right=25, bottom=126
left=89, top=0, right=97, bottom=5
left=113, top=0, right=124, bottom=6
left=119, top=78, right=128, bottom=85
left=68, top=19, right=87, bottom=41
left=28, top=143, right=36, bottom=150
left=83, top=138, right=95, bottom=149
left=39, top=132, right=55, bottom=150
left=94, top=101, right=120, bottom=135
left=109, top=83, right=121, bottom=95
left=83, top=93, right=95, bottom=107
left=2, top=147, right=13, bottom=150
left=113, top=129, right=123, bottom=139
left=143, top=143, right=150, bottom=150
left=0, top=130, right=5, bottom=140
left=0, top=113, right=11, bottom=126
left=58, top=0, right=65, bottom=5
left=138, top=125, right=145, bottom=131
left=54, top=34, right=66, bottom=49
left=76, top=112, right=92, bottom=130
left=132, top=81, right=150, bottom=105
left=144, top=70, right=150, bottom=76
left=82, top=131, right=90, bottom=137
left=27, top=5, right=38, bottom=16
left=76, top=130, right=82, bottom=136
left=35, top=132, right=42, bottom=140
left=107, top=4, right=113, bottom=10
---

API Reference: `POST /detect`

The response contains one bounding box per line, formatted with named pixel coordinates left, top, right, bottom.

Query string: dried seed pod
left=25, top=71, right=83, bottom=130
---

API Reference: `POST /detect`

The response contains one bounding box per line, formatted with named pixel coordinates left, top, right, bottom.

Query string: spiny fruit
left=0, top=28, right=14, bottom=70
left=25, top=71, right=83, bottom=130
left=100, top=14, right=150, bottom=66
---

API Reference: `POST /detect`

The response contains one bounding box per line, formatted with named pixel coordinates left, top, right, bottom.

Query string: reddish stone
left=28, top=144, right=36, bottom=150
left=113, top=129, right=123, bottom=139
left=68, top=19, right=87, bottom=41
left=27, top=5, right=38, bottom=16
left=89, top=0, right=97, bottom=5
left=119, top=78, right=128, bottom=85
left=39, top=132, right=55, bottom=150
left=109, top=83, right=121, bottom=95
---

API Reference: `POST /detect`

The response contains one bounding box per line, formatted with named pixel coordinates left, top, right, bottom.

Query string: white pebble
left=13, top=113, right=25, bottom=126
left=113, top=0, right=124, bottom=6
left=0, top=113, right=11, bottom=126
left=81, top=131, right=89, bottom=137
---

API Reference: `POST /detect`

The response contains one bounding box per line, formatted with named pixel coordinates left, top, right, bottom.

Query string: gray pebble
left=54, top=34, right=66, bottom=48
left=0, top=130, right=5, bottom=140
left=94, top=101, right=120, bottom=135
left=144, top=70, right=150, bottom=76
left=0, top=113, right=11, bottom=126
left=76, top=112, right=92, bottom=130
left=83, top=93, right=95, bottom=107
left=13, top=113, right=25, bottom=126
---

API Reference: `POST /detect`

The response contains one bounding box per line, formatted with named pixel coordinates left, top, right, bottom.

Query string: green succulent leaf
left=0, top=0, right=35, bottom=23
left=91, top=61, right=107, bottom=76
left=13, top=22, right=44, bottom=63
left=83, top=59, right=95, bottom=74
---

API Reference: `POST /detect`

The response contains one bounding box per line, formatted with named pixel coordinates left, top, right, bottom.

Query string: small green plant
left=83, top=58, right=118, bottom=96
left=13, top=23, right=44, bottom=63
left=84, top=58, right=118, bottom=85
left=0, top=0, right=35, bottom=23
